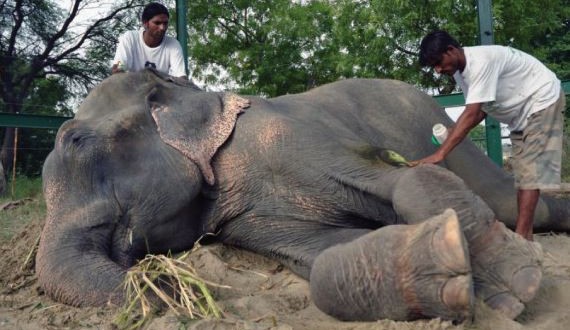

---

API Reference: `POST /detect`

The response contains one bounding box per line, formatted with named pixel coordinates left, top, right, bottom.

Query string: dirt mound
left=0, top=218, right=42, bottom=299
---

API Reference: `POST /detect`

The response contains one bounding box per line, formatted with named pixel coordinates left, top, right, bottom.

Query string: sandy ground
left=1, top=210, right=570, bottom=330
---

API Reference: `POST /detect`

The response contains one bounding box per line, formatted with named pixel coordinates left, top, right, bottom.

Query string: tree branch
left=6, top=0, right=24, bottom=56
left=49, top=0, right=143, bottom=64
left=19, top=0, right=141, bottom=101
left=380, top=26, right=418, bottom=57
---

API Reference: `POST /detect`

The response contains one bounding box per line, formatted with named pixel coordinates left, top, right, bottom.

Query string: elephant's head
left=36, top=70, right=249, bottom=306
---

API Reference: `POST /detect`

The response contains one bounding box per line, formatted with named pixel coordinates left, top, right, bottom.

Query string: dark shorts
left=509, top=90, right=566, bottom=190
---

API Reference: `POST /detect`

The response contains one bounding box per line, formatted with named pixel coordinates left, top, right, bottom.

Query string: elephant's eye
left=67, top=130, right=95, bottom=148
left=56, top=127, right=97, bottom=156
left=56, top=127, right=108, bottom=168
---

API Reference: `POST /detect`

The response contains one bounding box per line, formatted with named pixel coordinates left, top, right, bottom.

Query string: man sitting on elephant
left=111, top=2, right=187, bottom=79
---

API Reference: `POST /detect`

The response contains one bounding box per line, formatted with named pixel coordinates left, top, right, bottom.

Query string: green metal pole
left=175, top=0, right=189, bottom=75
left=477, top=0, right=503, bottom=166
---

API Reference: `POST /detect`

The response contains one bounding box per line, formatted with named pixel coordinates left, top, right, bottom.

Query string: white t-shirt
left=453, top=45, right=560, bottom=131
left=112, top=29, right=186, bottom=78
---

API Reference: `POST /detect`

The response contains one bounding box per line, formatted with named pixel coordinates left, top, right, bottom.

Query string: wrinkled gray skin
left=37, top=70, right=569, bottom=322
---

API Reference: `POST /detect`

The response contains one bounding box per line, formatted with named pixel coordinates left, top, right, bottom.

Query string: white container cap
left=432, top=123, right=448, bottom=144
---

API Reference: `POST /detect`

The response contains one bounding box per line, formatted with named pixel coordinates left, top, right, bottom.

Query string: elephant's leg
left=310, top=209, right=473, bottom=322
left=468, top=220, right=543, bottom=318
left=389, top=165, right=543, bottom=319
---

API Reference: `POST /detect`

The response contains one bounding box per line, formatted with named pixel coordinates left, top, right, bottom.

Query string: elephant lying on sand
left=37, top=69, right=569, bottom=322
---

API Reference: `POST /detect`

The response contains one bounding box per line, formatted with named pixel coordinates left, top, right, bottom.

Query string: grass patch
left=0, top=176, right=44, bottom=244
left=2, top=176, right=43, bottom=201
left=114, top=248, right=227, bottom=329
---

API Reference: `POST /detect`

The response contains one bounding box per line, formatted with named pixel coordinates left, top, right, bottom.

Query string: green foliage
left=468, top=125, right=487, bottom=151
left=2, top=176, right=43, bottom=200
left=15, top=128, right=58, bottom=177
left=186, top=0, right=568, bottom=97
left=0, top=74, right=68, bottom=178
left=0, top=176, right=44, bottom=243
left=188, top=0, right=338, bottom=96
left=24, top=76, right=72, bottom=116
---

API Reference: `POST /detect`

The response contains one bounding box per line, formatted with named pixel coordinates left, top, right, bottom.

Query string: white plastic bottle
left=117, top=61, right=127, bottom=72
left=431, top=123, right=448, bottom=146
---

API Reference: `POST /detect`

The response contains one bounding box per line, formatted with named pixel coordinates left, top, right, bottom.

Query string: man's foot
left=515, top=226, right=534, bottom=241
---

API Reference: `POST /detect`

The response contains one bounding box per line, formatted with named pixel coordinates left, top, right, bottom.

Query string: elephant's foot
left=469, top=220, right=543, bottom=319
left=310, top=209, right=473, bottom=322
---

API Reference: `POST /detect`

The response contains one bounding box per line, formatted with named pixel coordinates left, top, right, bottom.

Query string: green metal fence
left=1, top=80, right=567, bottom=130
left=0, top=112, right=69, bottom=129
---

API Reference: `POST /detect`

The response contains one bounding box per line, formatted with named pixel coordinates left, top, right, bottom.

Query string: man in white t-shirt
left=410, top=30, right=565, bottom=241
left=111, top=2, right=187, bottom=79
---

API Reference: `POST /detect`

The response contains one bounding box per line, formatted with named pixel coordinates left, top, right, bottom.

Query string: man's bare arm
left=409, top=103, right=487, bottom=165
left=111, top=64, right=123, bottom=74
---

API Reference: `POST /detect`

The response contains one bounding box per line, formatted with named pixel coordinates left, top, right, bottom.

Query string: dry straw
left=114, top=247, right=228, bottom=329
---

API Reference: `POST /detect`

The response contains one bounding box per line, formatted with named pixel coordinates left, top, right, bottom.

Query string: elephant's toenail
left=512, top=266, right=542, bottom=302
left=431, top=210, right=469, bottom=273
left=441, top=275, right=473, bottom=311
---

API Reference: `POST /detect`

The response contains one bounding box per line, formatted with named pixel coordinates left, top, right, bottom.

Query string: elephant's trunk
left=36, top=201, right=126, bottom=307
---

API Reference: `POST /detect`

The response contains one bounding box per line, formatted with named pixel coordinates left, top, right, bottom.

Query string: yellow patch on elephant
left=355, top=146, right=410, bottom=167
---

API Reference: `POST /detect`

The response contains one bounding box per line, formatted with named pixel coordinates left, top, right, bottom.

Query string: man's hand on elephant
left=408, top=152, right=445, bottom=167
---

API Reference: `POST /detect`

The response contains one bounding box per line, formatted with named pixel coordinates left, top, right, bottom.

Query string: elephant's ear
left=149, top=89, right=250, bottom=185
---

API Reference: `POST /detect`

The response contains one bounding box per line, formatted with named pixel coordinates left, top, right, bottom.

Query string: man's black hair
left=142, top=2, right=169, bottom=22
left=419, top=30, right=461, bottom=67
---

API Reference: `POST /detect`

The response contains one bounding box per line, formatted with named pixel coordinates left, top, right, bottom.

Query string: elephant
left=36, top=69, right=569, bottom=322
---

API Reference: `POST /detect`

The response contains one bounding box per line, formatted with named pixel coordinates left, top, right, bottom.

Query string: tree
left=186, top=0, right=568, bottom=97
left=187, top=0, right=339, bottom=97
left=0, top=0, right=146, bottom=175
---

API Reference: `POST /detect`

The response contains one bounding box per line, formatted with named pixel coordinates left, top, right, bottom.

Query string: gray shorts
left=509, top=90, right=566, bottom=190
